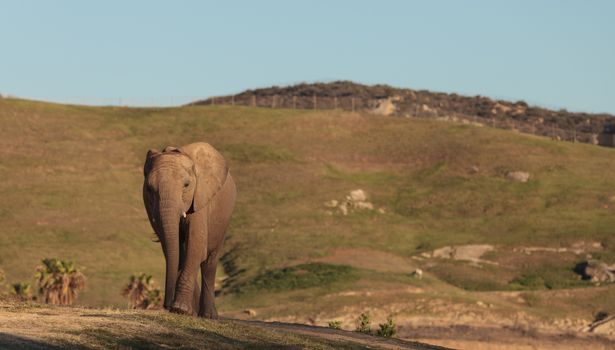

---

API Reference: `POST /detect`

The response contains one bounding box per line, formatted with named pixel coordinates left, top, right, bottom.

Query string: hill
left=0, top=301, right=444, bottom=349
left=191, top=81, right=615, bottom=144
left=1, top=96, right=615, bottom=348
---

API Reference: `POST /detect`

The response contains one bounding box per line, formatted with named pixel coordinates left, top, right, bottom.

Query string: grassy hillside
left=1, top=97, right=615, bottom=329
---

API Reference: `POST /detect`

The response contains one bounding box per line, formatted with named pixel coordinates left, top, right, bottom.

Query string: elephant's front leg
left=171, top=210, right=207, bottom=315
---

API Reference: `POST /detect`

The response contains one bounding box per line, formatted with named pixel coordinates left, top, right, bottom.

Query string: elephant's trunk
left=159, top=203, right=181, bottom=310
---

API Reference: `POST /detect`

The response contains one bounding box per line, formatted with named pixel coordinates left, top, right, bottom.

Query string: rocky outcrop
left=324, top=189, right=383, bottom=216
left=582, top=260, right=615, bottom=283
left=425, top=244, right=495, bottom=263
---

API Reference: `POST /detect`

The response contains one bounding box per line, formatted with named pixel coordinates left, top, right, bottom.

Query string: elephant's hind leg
left=198, top=250, right=220, bottom=319
left=192, top=278, right=201, bottom=316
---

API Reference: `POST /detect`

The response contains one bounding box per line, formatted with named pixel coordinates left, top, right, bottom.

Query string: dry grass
left=0, top=301, right=444, bottom=349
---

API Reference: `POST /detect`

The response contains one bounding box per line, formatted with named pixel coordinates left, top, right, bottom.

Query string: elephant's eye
left=183, top=181, right=190, bottom=188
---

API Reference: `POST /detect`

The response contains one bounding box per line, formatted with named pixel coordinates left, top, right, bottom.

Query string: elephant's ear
left=163, top=146, right=181, bottom=153
left=181, top=142, right=228, bottom=213
left=144, top=149, right=161, bottom=177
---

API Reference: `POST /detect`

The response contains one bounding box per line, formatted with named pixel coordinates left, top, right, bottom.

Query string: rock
left=329, top=189, right=377, bottom=215
left=371, top=98, right=397, bottom=116
left=244, top=309, right=257, bottom=316
left=324, top=199, right=338, bottom=208
left=469, top=165, right=480, bottom=174
left=506, top=171, right=530, bottom=183
left=430, top=245, right=495, bottom=263
left=432, top=246, right=456, bottom=259
left=584, top=260, right=615, bottom=283
left=349, top=189, right=367, bottom=203
left=355, top=201, right=374, bottom=210
left=377, top=207, right=386, bottom=214
left=339, top=203, right=348, bottom=216
left=411, top=268, right=423, bottom=279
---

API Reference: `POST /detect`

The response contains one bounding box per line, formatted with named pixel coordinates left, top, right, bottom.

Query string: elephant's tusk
left=182, top=212, right=187, bottom=218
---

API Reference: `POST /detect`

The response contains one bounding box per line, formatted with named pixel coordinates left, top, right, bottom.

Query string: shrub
left=328, top=320, right=342, bottom=330
left=355, top=313, right=371, bottom=334
left=34, top=258, right=86, bottom=305
left=11, top=282, right=33, bottom=301
left=376, top=316, right=397, bottom=337
left=237, top=263, right=355, bottom=293
left=122, top=273, right=162, bottom=309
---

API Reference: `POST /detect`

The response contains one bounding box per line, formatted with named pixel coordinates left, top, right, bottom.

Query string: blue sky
left=1, top=1, right=613, bottom=113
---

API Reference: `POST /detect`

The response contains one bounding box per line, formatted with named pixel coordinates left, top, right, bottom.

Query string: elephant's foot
left=170, top=300, right=192, bottom=315
left=198, top=307, right=218, bottom=319
left=198, top=312, right=218, bottom=319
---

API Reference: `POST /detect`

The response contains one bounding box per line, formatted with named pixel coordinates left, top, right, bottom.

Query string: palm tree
left=122, top=273, right=162, bottom=309
left=35, top=258, right=86, bottom=305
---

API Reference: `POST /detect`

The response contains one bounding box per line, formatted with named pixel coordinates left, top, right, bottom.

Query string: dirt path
left=235, top=319, right=449, bottom=350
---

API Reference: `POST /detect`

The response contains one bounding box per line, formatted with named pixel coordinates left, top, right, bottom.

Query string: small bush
left=122, top=273, right=162, bottom=309
left=328, top=320, right=342, bottom=330
left=11, top=283, right=33, bottom=301
left=355, top=313, right=371, bottom=334
left=594, top=311, right=609, bottom=322
left=376, top=315, right=397, bottom=338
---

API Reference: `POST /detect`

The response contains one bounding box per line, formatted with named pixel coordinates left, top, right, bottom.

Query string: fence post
left=313, top=94, right=317, bottom=109
left=293, top=96, right=297, bottom=109
left=252, top=95, right=256, bottom=107
left=272, top=95, right=276, bottom=108
left=211, top=97, right=215, bottom=106
left=351, top=97, right=355, bottom=112
left=231, top=95, right=235, bottom=106
left=334, top=97, right=338, bottom=110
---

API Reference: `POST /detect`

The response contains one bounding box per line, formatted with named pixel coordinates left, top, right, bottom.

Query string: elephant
left=142, top=142, right=236, bottom=318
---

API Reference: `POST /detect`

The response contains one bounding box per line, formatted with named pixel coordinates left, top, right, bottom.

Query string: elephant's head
left=142, top=143, right=228, bottom=309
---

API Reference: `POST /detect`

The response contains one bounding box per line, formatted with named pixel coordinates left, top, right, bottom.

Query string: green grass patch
left=235, top=263, right=357, bottom=293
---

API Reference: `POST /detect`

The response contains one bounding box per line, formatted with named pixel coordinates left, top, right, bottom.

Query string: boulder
left=355, top=201, right=374, bottom=210
left=339, top=202, right=349, bottom=216
left=348, top=189, right=367, bottom=203
left=584, top=260, right=615, bottom=283
left=506, top=171, right=530, bottom=183
left=371, top=98, right=396, bottom=116
left=325, top=189, right=382, bottom=215
left=324, top=200, right=338, bottom=208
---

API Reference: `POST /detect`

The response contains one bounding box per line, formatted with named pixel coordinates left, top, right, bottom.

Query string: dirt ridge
left=190, top=80, right=614, bottom=144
